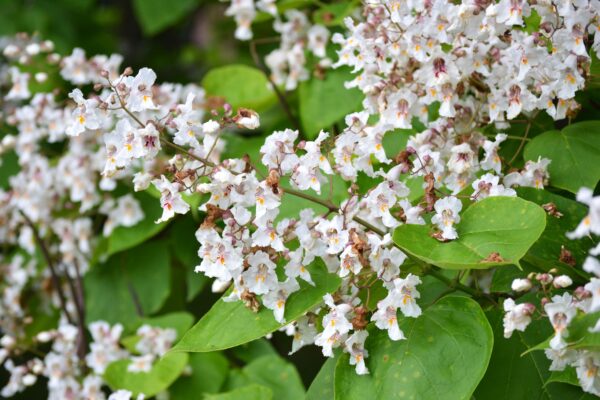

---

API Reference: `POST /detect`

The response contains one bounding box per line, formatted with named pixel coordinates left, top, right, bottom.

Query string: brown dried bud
left=241, top=290, right=260, bottom=313
left=266, top=169, right=281, bottom=194
left=559, top=246, right=576, bottom=267
left=123, top=66, right=133, bottom=76
left=351, top=306, right=369, bottom=330
left=201, top=204, right=224, bottom=229
left=424, top=172, right=438, bottom=212
left=542, top=202, right=563, bottom=218
left=430, top=230, right=449, bottom=242
left=481, top=252, right=505, bottom=263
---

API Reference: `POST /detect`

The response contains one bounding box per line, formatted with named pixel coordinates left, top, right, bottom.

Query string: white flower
left=262, top=278, right=300, bottom=322
left=126, top=68, right=157, bottom=112
left=585, top=278, right=600, bottom=313
left=553, top=275, right=573, bottom=289
left=545, top=293, right=577, bottom=350
left=152, top=176, right=190, bottom=223
left=242, top=251, right=279, bottom=295
left=345, top=330, right=369, bottom=375
left=502, top=298, right=534, bottom=338
left=568, top=188, right=600, bottom=239
left=372, top=296, right=405, bottom=341
left=431, top=196, right=462, bottom=240
left=576, top=352, right=600, bottom=396
left=511, top=278, right=532, bottom=292
left=66, top=88, right=100, bottom=136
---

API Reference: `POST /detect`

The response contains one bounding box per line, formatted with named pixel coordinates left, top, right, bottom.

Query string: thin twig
left=508, top=111, right=539, bottom=166
left=19, top=211, right=74, bottom=325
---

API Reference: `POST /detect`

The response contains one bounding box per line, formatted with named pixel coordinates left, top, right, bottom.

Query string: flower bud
left=34, top=72, right=48, bottom=83
left=36, top=331, right=53, bottom=343
left=211, top=279, right=230, bottom=293
left=0, top=335, right=16, bottom=349
left=536, top=273, right=553, bottom=284
left=553, top=275, right=573, bottom=288
left=123, top=66, right=133, bottom=76
left=22, top=374, right=37, bottom=386
left=233, top=108, right=260, bottom=130
left=511, top=278, right=532, bottom=292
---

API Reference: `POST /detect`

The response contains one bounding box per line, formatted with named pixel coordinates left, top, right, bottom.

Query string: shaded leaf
left=84, top=241, right=171, bottom=330
left=524, top=121, right=600, bottom=194
left=132, top=0, right=198, bottom=35
left=224, top=355, right=305, bottom=400
left=170, top=353, right=229, bottom=398
left=104, top=352, right=189, bottom=397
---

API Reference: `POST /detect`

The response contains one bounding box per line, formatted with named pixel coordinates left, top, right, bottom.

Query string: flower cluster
left=1, top=319, right=174, bottom=399
left=333, top=0, right=600, bottom=130
left=503, top=188, right=600, bottom=396
left=226, top=2, right=331, bottom=90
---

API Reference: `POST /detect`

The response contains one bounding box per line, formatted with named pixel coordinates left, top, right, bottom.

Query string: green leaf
left=122, top=312, right=195, bottom=352
left=0, top=150, right=19, bottom=190
left=224, top=355, right=305, bottom=400
left=518, top=187, right=594, bottom=280
left=171, top=259, right=341, bottom=352
left=547, top=367, right=580, bottom=387
left=313, top=1, right=358, bottom=26
left=230, top=338, right=278, bottom=364
left=204, top=384, right=273, bottom=400
left=334, top=296, right=493, bottom=400
left=475, top=309, right=592, bottom=399
left=393, top=196, right=546, bottom=269
left=132, top=0, right=198, bottom=35
left=168, top=217, right=209, bottom=301
left=104, top=352, right=189, bottom=398
left=170, top=352, right=229, bottom=398
left=524, top=121, right=600, bottom=194
left=299, top=68, right=363, bottom=138
left=564, top=312, right=600, bottom=350
left=306, top=357, right=336, bottom=400
left=202, top=65, right=276, bottom=111
left=107, top=191, right=169, bottom=256
left=84, top=241, right=171, bottom=330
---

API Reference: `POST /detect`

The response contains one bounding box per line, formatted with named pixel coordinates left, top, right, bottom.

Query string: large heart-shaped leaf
left=171, top=259, right=341, bottom=352
left=393, top=196, right=546, bottom=269
left=334, top=296, right=493, bottom=400
left=202, top=65, right=276, bottom=111
left=104, top=352, right=189, bottom=398
left=524, top=121, right=600, bottom=194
